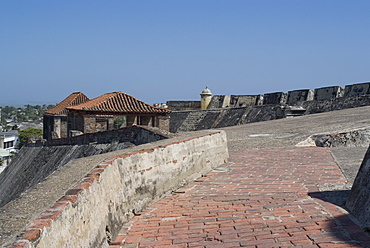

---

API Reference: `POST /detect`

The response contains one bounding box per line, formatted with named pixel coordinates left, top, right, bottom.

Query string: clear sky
left=1, top=0, right=370, bottom=106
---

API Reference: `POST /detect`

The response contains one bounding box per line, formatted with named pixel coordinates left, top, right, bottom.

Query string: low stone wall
left=346, top=145, right=370, bottom=227
left=4, top=130, right=228, bottom=248
left=45, top=126, right=171, bottom=146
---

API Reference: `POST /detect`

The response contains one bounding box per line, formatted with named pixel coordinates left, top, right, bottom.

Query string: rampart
left=1, top=130, right=228, bottom=247
left=170, top=82, right=370, bottom=132
left=0, top=126, right=173, bottom=208
left=44, top=125, right=171, bottom=146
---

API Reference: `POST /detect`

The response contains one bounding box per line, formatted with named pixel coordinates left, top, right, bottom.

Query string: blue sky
left=1, top=0, right=370, bottom=106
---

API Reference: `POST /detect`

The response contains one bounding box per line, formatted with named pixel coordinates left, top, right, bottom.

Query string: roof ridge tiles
left=66, top=91, right=171, bottom=115
left=45, top=92, right=90, bottom=115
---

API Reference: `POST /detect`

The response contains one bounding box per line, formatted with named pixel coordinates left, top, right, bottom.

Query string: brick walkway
left=109, top=147, right=370, bottom=248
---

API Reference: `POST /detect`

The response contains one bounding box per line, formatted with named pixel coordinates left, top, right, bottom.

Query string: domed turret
left=200, top=86, right=212, bottom=110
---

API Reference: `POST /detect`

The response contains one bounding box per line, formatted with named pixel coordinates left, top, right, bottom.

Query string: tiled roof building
left=43, top=92, right=90, bottom=140
left=45, top=92, right=90, bottom=115
left=43, top=92, right=171, bottom=141
left=66, top=92, right=170, bottom=115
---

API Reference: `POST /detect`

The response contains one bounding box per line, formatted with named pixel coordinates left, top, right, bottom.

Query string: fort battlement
left=169, top=82, right=370, bottom=132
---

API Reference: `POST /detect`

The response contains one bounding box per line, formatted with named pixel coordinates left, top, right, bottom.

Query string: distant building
left=43, top=92, right=90, bottom=140
left=43, top=92, right=171, bottom=141
left=0, top=130, right=19, bottom=166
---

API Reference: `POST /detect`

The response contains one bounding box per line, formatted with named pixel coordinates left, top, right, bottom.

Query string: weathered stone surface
left=314, top=86, right=344, bottom=100
left=0, top=126, right=172, bottom=208
left=263, top=92, right=287, bottom=105
left=287, top=89, right=314, bottom=105
left=166, top=101, right=201, bottom=111
left=1, top=130, right=228, bottom=247
left=313, top=128, right=370, bottom=148
left=0, top=142, right=134, bottom=208
left=241, top=105, right=285, bottom=123
left=168, top=111, right=190, bottom=133
left=344, top=82, right=370, bottom=98
left=207, top=95, right=230, bottom=109
left=302, top=94, right=370, bottom=114
left=346, top=145, right=370, bottom=227
left=196, top=111, right=222, bottom=130
left=215, top=108, right=248, bottom=128
left=229, top=95, right=258, bottom=107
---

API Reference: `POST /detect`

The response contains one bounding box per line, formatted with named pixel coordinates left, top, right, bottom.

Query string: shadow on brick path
left=309, top=190, right=370, bottom=248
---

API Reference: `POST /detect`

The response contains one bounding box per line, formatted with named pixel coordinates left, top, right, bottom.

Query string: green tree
left=18, top=128, right=42, bottom=148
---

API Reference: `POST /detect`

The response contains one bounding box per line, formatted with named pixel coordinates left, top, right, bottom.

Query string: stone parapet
left=344, top=82, right=370, bottom=98
left=313, top=86, right=344, bottom=101
left=2, top=130, right=228, bottom=248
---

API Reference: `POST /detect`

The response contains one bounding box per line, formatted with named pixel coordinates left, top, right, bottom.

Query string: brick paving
left=109, top=147, right=370, bottom=248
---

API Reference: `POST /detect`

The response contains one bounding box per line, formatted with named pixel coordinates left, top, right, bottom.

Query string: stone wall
left=208, top=95, right=231, bottom=108
left=313, top=86, right=344, bottom=101
left=0, top=126, right=173, bottom=208
left=45, top=125, right=170, bottom=146
left=346, top=145, right=370, bottom=227
left=166, top=101, right=200, bottom=111
left=263, top=92, right=288, bottom=105
left=3, top=130, right=228, bottom=247
left=170, top=82, right=370, bottom=132
left=287, top=89, right=314, bottom=105
left=301, top=94, right=370, bottom=114
left=229, top=95, right=259, bottom=107
left=170, top=105, right=284, bottom=132
left=344, top=82, right=370, bottom=98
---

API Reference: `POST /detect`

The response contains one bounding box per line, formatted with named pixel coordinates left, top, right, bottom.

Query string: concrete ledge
left=2, top=130, right=228, bottom=248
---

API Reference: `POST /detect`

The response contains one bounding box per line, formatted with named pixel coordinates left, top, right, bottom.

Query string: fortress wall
left=302, top=94, right=370, bottom=114
left=230, top=95, right=258, bottom=107
left=5, top=130, right=228, bottom=248
left=287, top=89, right=314, bottom=105
left=346, top=145, right=370, bottom=227
left=46, top=126, right=169, bottom=146
left=166, top=101, right=200, bottom=111
left=170, top=82, right=370, bottom=133
left=313, top=86, right=344, bottom=101
left=0, top=126, right=172, bottom=209
left=344, top=82, right=370, bottom=98
left=169, top=105, right=285, bottom=132
left=0, top=143, right=135, bottom=208
left=208, top=95, right=230, bottom=109
left=263, top=92, right=288, bottom=105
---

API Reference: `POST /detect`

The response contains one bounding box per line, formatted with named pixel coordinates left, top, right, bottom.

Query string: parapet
left=208, top=95, right=231, bottom=109
left=263, top=92, right=288, bottom=105
left=230, top=95, right=259, bottom=107
left=314, top=86, right=344, bottom=101
left=1, top=130, right=228, bottom=247
left=287, top=89, right=314, bottom=105
left=344, top=82, right=370, bottom=98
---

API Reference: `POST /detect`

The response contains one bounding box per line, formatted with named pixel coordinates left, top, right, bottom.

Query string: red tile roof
left=45, top=92, right=90, bottom=115
left=66, top=92, right=171, bottom=115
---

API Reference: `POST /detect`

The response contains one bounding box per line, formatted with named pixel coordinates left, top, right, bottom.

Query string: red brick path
left=110, top=147, right=370, bottom=247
